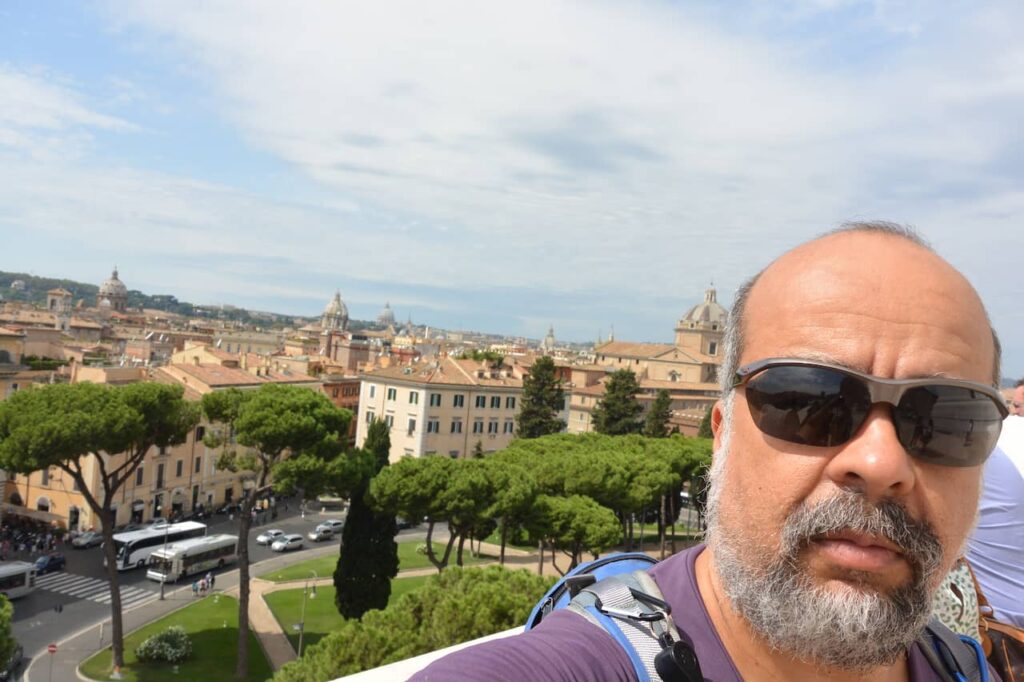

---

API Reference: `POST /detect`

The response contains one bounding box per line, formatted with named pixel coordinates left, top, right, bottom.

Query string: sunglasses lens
left=895, top=386, right=1004, bottom=466
left=744, top=366, right=870, bottom=447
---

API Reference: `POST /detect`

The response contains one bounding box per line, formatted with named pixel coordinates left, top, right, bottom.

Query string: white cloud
left=1, top=1, right=1022, bottom=368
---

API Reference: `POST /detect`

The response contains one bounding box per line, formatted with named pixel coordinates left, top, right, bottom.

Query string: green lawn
left=264, top=575, right=431, bottom=653
left=79, top=595, right=271, bottom=682
left=261, top=541, right=492, bottom=582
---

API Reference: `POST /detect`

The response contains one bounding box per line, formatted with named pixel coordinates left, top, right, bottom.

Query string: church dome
left=99, top=267, right=128, bottom=297
left=377, top=302, right=396, bottom=326
left=680, top=286, right=728, bottom=327
left=323, top=290, right=348, bottom=319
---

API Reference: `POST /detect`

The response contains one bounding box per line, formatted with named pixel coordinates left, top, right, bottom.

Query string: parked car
left=71, top=531, right=103, bottom=549
left=256, top=529, right=285, bottom=546
left=396, top=517, right=419, bottom=530
left=0, top=643, right=23, bottom=681
left=307, top=527, right=334, bottom=542
left=315, top=519, right=344, bottom=534
left=34, top=553, right=66, bottom=575
left=271, top=534, right=304, bottom=552
left=184, top=506, right=211, bottom=521
left=113, top=522, right=143, bottom=534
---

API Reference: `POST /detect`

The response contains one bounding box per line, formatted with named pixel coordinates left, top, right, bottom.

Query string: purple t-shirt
left=411, top=545, right=955, bottom=681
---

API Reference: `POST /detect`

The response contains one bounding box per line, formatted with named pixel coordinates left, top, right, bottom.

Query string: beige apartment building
left=355, top=357, right=526, bottom=461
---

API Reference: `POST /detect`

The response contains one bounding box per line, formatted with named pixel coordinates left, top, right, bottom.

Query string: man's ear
left=711, top=400, right=725, bottom=452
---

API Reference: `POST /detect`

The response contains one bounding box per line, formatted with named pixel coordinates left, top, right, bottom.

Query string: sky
left=0, top=0, right=1022, bottom=377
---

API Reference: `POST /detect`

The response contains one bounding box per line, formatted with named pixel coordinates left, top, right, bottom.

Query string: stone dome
left=321, top=290, right=349, bottom=332
left=377, top=302, right=396, bottom=326
left=99, top=267, right=128, bottom=297
left=680, top=286, right=728, bottom=327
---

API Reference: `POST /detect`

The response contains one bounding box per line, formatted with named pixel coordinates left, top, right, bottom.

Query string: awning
left=132, top=500, right=145, bottom=510
left=0, top=503, right=64, bottom=525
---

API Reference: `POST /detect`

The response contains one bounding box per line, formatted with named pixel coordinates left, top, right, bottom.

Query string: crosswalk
left=34, top=572, right=158, bottom=608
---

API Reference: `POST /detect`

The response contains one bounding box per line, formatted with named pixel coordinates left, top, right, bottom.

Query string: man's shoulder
left=410, top=609, right=635, bottom=681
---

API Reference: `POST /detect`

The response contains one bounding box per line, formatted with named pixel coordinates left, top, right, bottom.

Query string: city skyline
left=2, top=1, right=1022, bottom=375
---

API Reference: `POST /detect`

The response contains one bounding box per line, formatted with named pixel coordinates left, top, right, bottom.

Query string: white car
left=256, top=529, right=285, bottom=546
left=271, top=534, right=304, bottom=552
left=315, top=519, right=344, bottom=534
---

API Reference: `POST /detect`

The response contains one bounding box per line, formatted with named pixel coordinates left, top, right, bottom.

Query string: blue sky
left=1, top=0, right=1022, bottom=377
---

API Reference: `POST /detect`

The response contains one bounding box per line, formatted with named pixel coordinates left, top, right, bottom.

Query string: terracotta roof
left=362, top=356, right=523, bottom=389
left=0, top=326, right=25, bottom=337
left=47, top=288, right=72, bottom=296
left=594, top=341, right=675, bottom=358
left=151, top=368, right=204, bottom=400
left=639, top=379, right=720, bottom=392
left=70, top=318, right=103, bottom=330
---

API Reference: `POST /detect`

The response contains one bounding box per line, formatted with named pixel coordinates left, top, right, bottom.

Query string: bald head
left=720, top=223, right=1002, bottom=397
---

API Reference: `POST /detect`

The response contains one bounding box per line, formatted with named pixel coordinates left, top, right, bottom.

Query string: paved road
left=11, top=502, right=430, bottom=680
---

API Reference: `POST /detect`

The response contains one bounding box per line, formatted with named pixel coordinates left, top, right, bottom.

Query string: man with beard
left=412, top=223, right=1006, bottom=681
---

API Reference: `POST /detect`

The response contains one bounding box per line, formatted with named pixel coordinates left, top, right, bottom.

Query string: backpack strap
left=918, top=618, right=989, bottom=682
left=567, top=569, right=680, bottom=682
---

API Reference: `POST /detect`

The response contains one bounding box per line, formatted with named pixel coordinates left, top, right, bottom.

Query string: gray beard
left=705, top=486, right=945, bottom=671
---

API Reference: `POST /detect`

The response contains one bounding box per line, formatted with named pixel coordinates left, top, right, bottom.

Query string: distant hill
left=0, top=270, right=311, bottom=327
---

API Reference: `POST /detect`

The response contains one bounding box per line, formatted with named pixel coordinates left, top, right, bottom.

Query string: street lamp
left=297, top=570, right=318, bottom=658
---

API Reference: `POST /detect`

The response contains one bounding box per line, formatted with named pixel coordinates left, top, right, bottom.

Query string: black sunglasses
left=733, top=358, right=1008, bottom=467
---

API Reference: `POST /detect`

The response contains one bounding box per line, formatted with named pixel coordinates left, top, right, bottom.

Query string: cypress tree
left=334, top=418, right=399, bottom=619
left=592, top=369, right=643, bottom=435
left=643, top=389, right=672, bottom=437
left=516, top=356, right=566, bottom=438
left=698, top=404, right=713, bottom=439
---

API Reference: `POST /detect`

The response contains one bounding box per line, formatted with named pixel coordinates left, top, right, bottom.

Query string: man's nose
left=823, top=404, right=917, bottom=500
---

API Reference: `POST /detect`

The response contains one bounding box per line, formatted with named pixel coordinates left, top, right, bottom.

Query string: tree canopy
left=201, top=383, right=351, bottom=679
left=516, top=356, right=565, bottom=438
left=592, top=369, right=643, bottom=435
left=273, top=567, right=555, bottom=682
left=643, top=389, right=672, bottom=438
left=0, top=381, right=199, bottom=670
left=0, top=597, right=14, bottom=674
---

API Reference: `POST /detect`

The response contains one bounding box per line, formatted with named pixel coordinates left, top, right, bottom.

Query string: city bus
left=0, top=561, right=37, bottom=599
left=109, top=521, right=207, bottom=571
left=145, top=534, right=239, bottom=583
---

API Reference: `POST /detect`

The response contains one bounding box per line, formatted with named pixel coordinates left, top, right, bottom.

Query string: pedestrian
left=205, top=572, right=214, bottom=591
left=192, top=580, right=199, bottom=598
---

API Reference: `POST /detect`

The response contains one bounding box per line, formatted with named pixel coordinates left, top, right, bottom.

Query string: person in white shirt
left=967, top=412, right=1024, bottom=626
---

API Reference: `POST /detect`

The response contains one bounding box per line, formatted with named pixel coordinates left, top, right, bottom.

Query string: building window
left=407, top=418, right=416, bottom=435
left=176, top=460, right=184, bottom=477
left=386, top=387, right=397, bottom=401
left=366, top=410, right=375, bottom=423
left=504, top=420, right=514, bottom=434
left=426, top=419, right=440, bottom=433
left=506, top=396, right=516, bottom=410
left=473, top=419, right=484, bottom=434
left=451, top=419, right=463, bottom=434
left=332, top=388, right=340, bottom=398
left=40, top=469, right=49, bottom=486
left=429, top=393, right=442, bottom=407
left=196, top=426, right=205, bottom=441
left=156, top=463, right=165, bottom=489
left=449, top=450, right=460, bottom=458
left=195, top=457, right=202, bottom=474
left=404, top=448, right=414, bottom=456
left=409, top=391, right=419, bottom=404
left=490, top=396, right=500, bottom=409
left=708, top=341, right=718, bottom=356
left=488, top=420, right=498, bottom=434
left=475, top=395, right=486, bottom=408
left=73, top=478, right=80, bottom=492
left=385, top=415, right=394, bottom=428
left=136, top=467, right=144, bottom=486
left=453, top=394, right=465, bottom=408
left=369, top=385, right=376, bottom=398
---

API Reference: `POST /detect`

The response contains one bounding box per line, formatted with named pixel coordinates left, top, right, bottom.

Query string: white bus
left=109, top=521, right=207, bottom=571
left=0, top=561, right=37, bottom=599
left=146, top=534, right=239, bottom=583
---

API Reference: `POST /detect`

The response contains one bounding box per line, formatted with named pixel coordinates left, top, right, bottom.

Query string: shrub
left=134, top=625, right=192, bottom=664
left=273, top=566, right=555, bottom=681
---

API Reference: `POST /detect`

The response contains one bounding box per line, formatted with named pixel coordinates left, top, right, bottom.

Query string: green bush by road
left=264, top=575, right=430, bottom=653
left=80, top=595, right=271, bottom=682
